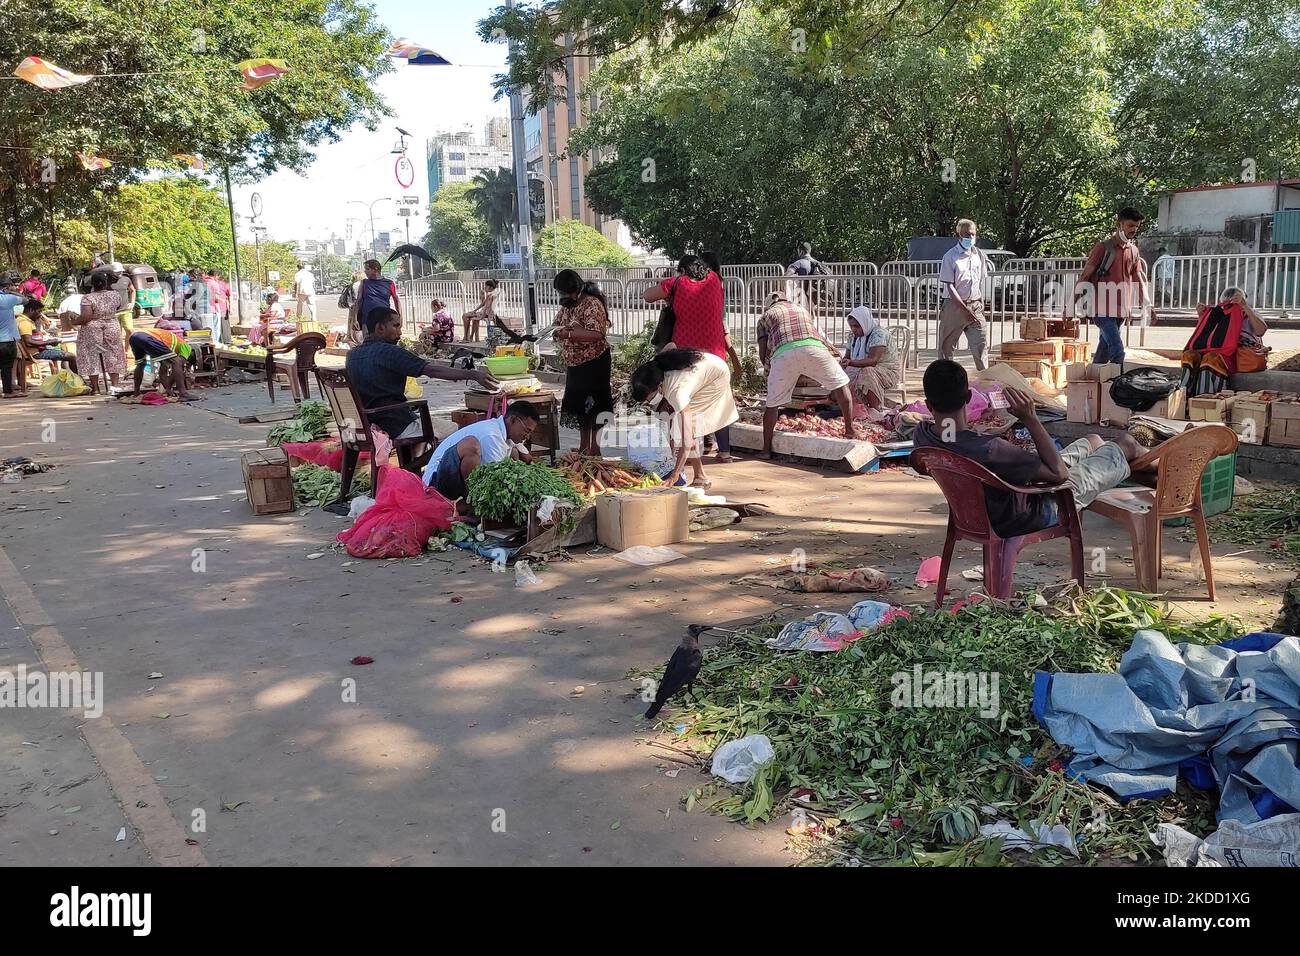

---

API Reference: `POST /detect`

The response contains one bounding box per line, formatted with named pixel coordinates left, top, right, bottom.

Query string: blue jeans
left=1093, top=317, right=1124, bottom=366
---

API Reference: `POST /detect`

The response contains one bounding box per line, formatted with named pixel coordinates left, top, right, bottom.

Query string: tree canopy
left=425, top=182, right=499, bottom=271
left=534, top=219, right=635, bottom=268
left=546, top=0, right=1300, bottom=260
left=2, top=0, right=391, bottom=266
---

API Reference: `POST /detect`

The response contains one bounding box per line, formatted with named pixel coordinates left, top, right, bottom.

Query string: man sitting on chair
left=913, top=360, right=1146, bottom=536
left=345, top=307, right=497, bottom=449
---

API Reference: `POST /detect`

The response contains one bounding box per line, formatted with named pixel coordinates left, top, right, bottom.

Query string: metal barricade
left=721, top=263, right=783, bottom=281
left=740, top=274, right=915, bottom=362
left=821, top=261, right=880, bottom=276
left=881, top=259, right=942, bottom=278
left=1153, top=253, right=1300, bottom=317
left=395, top=279, right=469, bottom=338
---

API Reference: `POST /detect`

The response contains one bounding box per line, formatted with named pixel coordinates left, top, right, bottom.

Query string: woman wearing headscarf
left=73, top=271, right=127, bottom=393
left=552, top=269, right=614, bottom=456
left=840, top=304, right=900, bottom=410
left=630, top=348, right=738, bottom=490
left=1179, top=287, right=1269, bottom=398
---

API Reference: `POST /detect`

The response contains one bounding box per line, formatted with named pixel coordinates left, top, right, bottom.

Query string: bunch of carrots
left=558, top=452, right=661, bottom=497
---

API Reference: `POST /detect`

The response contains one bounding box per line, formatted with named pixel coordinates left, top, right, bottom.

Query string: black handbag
left=651, top=277, right=681, bottom=350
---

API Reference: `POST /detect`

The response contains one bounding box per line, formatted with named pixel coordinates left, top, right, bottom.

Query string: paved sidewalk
left=0, top=385, right=1288, bottom=865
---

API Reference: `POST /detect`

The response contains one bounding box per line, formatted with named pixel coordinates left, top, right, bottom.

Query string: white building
left=1157, top=179, right=1300, bottom=251
left=425, top=126, right=512, bottom=197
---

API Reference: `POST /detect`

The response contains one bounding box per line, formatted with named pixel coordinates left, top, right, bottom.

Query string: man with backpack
left=348, top=259, right=402, bottom=343
left=938, top=218, right=993, bottom=370
left=785, top=242, right=828, bottom=309
left=1073, top=207, right=1150, bottom=369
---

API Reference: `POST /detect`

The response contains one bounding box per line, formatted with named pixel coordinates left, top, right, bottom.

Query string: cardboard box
left=1099, top=381, right=1130, bottom=426
left=1231, top=395, right=1271, bottom=444
left=1019, top=318, right=1048, bottom=341
left=1096, top=363, right=1122, bottom=383
left=595, top=487, right=689, bottom=551
left=1066, top=380, right=1100, bottom=424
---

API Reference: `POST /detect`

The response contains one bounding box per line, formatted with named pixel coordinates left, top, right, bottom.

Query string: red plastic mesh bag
left=335, top=466, right=455, bottom=559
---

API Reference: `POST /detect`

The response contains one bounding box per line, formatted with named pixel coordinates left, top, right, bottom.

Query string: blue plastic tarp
left=1033, top=630, right=1300, bottom=824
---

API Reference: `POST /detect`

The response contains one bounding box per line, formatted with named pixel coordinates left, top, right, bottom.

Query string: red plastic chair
left=911, top=446, right=1084, bottom=606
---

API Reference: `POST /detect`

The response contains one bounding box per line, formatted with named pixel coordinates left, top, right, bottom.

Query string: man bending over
left=422, top=402, right=539, bottom=507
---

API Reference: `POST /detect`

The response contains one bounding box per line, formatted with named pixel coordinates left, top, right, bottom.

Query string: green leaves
left=669, top=587, right=1227, bottom=864
left=465, top=459, right=582, bottom=525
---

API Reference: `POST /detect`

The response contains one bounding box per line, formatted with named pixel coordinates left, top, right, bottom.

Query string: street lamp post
left=528, top=172, right=559, bottom=269
left=348, top=198, right=392, bottom=262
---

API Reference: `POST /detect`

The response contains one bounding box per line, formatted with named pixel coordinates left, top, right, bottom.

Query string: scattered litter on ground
left=979, top=820, right=1079, bottom=857
left=613, top=546, right=685, bottom=566
left=349, top=656, right=374, bottom=666
left=961, top=566, right=984, bottom=582
left=515, top=560, right=541, bottom=587
left=736, top=566, right=888, bottom=593
left=711, top=734, right=775, bottom=783
left=653, top=586, right=1238, bottom=864
left=915, top=556, right=941, bottom=585
left=1154, top=813, right=1300, bottom=867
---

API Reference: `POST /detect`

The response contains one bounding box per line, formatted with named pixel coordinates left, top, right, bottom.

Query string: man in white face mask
left=937, top=218, right=991, bottom=369
left=1073, top=206, right=1148, bottom=369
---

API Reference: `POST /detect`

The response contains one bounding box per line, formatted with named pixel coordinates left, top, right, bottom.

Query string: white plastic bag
left=535, top=494, right=575, bottom=526
left=514, top=560, right=540, bottom=587
left=711, top=734, right=775, bottom=783
left=348, top=494, right=376, bottom=519
left=612, top=545, right=685, bottom=566
left=625, top=422, right=676, bottom=478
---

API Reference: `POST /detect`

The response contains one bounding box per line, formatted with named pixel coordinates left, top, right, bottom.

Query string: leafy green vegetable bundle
left=465, top=458, right=582, bottom=525
left=267, top=400, right=333, bottom=446
left=292, top=462, right=370, bottom=507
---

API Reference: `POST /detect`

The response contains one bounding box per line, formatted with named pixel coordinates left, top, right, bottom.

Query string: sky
left=231, top=0, right=509, bottom=249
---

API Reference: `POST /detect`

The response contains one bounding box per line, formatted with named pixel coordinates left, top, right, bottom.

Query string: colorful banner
left=13, top=56, right=92, bottom=90
left=386, top=38, right=449, bottom=65
left=236, top=58, right=290, bottom=90
left=77, top=151, right=112, bottom=171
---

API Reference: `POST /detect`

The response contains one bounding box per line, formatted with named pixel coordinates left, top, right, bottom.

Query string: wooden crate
left=1188, top=392, right=1236, bottom=423
left=1000, top=338, right=1066, bottom=363
left=1061, top=340, right=1088, bottom=363
left=451, top=408, right=485, bottom=429
left=1231, top=395, right=1272, bottom=445
left=1019, top=318, right=1048, bottom=341
left=1268, top=400, right=1300, bottom=447
left=242, top=447, right=294, bottom=515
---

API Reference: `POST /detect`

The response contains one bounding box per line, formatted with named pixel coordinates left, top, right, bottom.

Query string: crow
left=644, top=624, right=710, bottom=719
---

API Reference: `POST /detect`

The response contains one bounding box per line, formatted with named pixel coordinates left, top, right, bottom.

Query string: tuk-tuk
left=84, top=263, right=165, bottom=322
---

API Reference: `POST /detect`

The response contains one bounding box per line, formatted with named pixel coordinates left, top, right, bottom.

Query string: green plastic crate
left=1164, top=452, right=1235, bottom=527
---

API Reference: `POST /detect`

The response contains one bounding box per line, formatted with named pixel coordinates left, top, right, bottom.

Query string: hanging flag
left=174, top=153, right=208, bottom=172
left=386, top=38, right=449, bottom=65
left=235, top=58, right=290, bottom=90
left=77, top=151, right=112, bottom=171
left=407, top=49, right=451, bottom=66
left=13, top=55, right=92, bottom=90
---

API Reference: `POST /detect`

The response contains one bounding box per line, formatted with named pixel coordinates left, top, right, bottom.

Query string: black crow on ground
left=644, top=624, right=710, bottom=719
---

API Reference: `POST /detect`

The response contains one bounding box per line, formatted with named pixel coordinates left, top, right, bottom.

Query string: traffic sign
left=398, top=196, right=421, bottom=206
left=398, top=207, right=412, bottom=217
left=250, top=192, right=263, bottom=217
left=394, top=156, right=414, bottom=189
